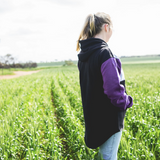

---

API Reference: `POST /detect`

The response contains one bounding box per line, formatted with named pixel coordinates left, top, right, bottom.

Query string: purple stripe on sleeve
left=101, top=58, right=133, bottom=110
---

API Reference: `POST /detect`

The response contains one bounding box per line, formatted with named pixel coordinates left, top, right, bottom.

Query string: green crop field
left=0, top=62, right=160, bottom=159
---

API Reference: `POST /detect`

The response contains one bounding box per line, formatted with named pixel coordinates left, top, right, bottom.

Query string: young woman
left=76, top=12, right=133, bottom=160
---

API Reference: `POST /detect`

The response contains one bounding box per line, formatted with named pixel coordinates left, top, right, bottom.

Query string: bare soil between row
left=0, top=70, right=41, bottom=80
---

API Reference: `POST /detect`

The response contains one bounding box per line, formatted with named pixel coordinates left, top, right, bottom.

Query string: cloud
left=0, top=0, right=12, bottom=13
left=45, top=0, right=83, bottom=6
left=8, top=28, right=37, bottom=36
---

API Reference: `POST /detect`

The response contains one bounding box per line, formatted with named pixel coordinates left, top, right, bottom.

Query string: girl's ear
left=104, top=24, right=109, bottom=32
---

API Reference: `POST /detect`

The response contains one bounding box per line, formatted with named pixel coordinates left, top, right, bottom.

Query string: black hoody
left=78, top=38, right=133, bottom=149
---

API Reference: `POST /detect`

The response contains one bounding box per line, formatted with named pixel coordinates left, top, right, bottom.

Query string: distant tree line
left=0, top=54, right=37, bottom=69
left=120, top=54, right=160, bottom=58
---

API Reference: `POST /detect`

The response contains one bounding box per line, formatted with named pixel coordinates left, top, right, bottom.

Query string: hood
left=78, top=38, right=108, bottom=62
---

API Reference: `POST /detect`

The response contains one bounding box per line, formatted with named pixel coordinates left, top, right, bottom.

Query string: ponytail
left=76, top=12, right=112, bottom=52
left=76, top=14, right=95, bottom=51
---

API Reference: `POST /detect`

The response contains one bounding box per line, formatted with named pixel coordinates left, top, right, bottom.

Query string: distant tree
left=64, top=60, right=74, bottom=66
left=0, top=54, right=15, bottom=70
left=0, top=62, right=3, bottom=69
left=15, top=63, right=21, bottom=68
left=4, top=54, right=14, bottom=65
left=0, top=62, right=4, bottom=74
left=30, top=63, right=37, bottom=68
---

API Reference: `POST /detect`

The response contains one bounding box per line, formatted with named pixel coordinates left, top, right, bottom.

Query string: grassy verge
left=0, top=69, right=14, bottom=75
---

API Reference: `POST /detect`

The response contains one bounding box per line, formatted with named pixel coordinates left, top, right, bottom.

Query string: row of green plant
left=0, top=72, right=62, bottom=159
left=51, top=73, right=103, bottom=159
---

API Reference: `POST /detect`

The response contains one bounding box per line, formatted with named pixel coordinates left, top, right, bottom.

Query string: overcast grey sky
left=0, top=0, right=160, bottom=62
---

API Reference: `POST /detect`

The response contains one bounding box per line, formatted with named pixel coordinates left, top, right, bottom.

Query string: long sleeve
left=101, top=57, right=133, bottom=111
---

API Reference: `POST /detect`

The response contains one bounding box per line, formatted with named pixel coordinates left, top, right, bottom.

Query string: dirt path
left=0, top=70, right=41, bottom=80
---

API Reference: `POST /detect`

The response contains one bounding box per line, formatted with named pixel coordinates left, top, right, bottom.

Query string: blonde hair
left=76, top=12, right=112, bottom=51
